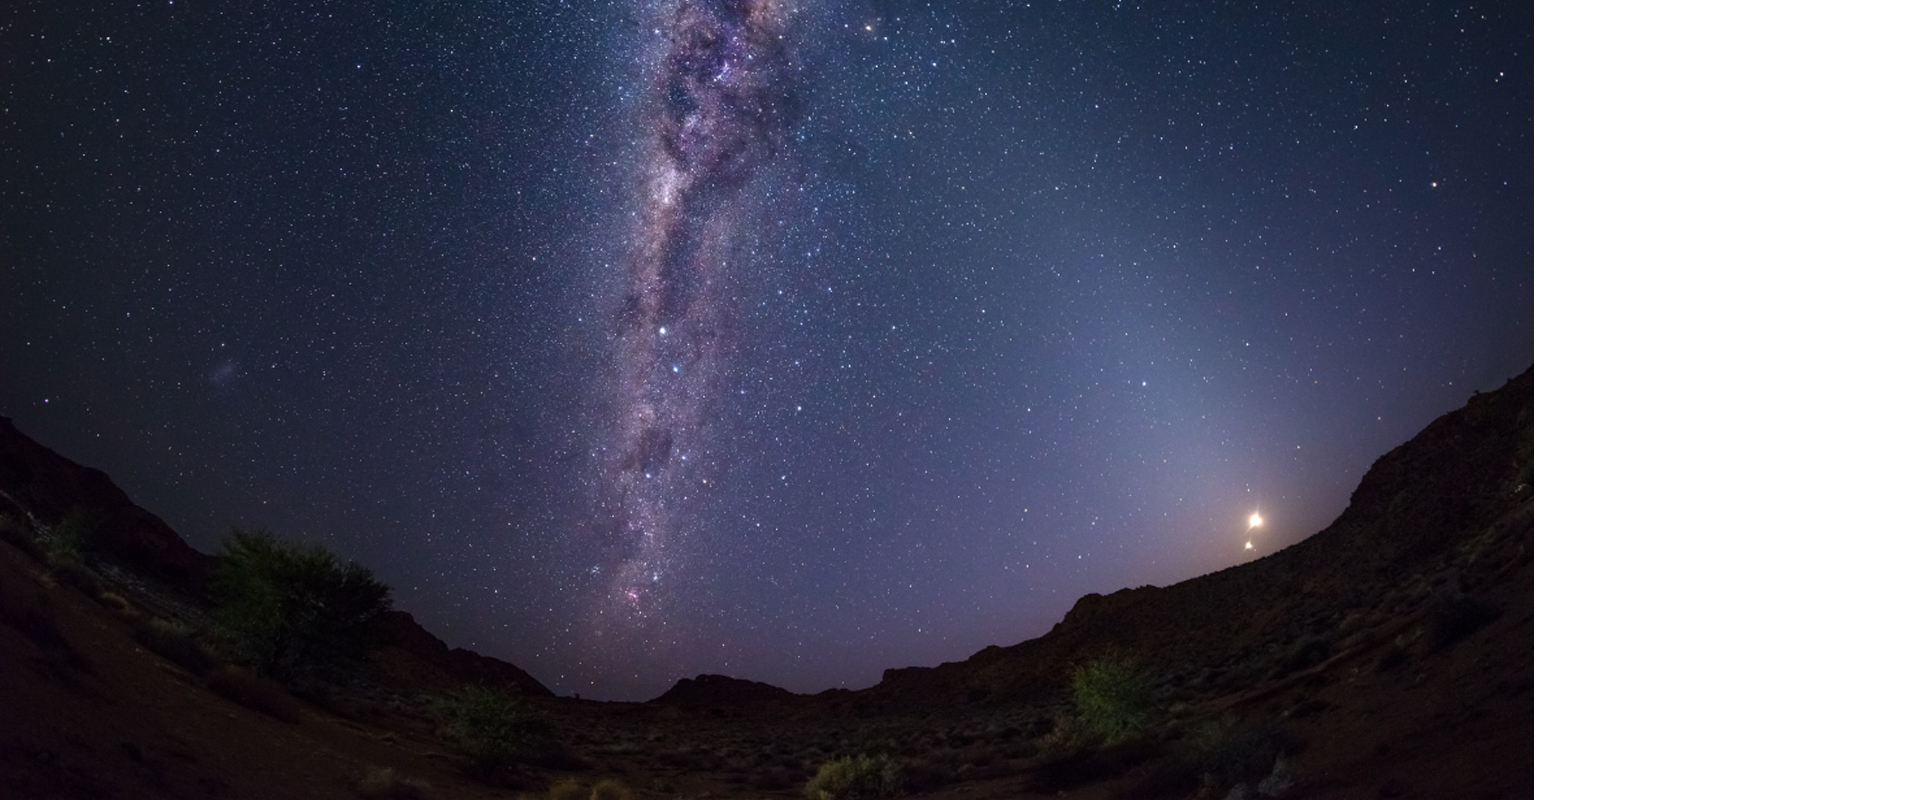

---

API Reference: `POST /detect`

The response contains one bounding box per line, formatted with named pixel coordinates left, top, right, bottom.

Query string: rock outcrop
left=0, top=415, right=551, bottom=696
left=0, top=416, right=215, bottom=590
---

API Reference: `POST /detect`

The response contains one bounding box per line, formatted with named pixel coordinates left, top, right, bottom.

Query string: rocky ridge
left=0, top=367, right=1532, bottom=798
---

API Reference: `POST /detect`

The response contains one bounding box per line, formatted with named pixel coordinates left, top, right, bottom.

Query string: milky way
left=4, top=0, right=1536, bottom=698
left=605, top=0, right=796, bottom=623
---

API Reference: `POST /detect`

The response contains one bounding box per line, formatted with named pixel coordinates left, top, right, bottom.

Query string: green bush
left=1071, top=656, right=1155, bottom=745
left=428, top=685, right=544, bottom=768
left=804, top=754, right=904, bottom=800
left=210, top=528, right=391, bottom=678
left=40, top=509, right=107, bottom=596
left=45, top=507, right=102, bottom=564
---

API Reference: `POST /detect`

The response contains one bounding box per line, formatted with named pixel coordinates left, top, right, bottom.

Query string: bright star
left=1249, top=512, right=1263, bottom=528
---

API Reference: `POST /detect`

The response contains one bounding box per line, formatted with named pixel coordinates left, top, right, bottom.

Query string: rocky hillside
left=0, top=368, right=1531, bottom=799
left=0, top=415, right=551, bottom=698
left=562, top=368, right=1533, bottom=798
left=858, top=368, right=1532, bottom=712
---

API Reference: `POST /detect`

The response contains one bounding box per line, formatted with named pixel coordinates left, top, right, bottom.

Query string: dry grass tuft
left=805, top=754, right=904, bottom=800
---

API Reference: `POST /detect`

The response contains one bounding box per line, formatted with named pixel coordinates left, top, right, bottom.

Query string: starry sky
left=1, top=0, right=1531, bottom=700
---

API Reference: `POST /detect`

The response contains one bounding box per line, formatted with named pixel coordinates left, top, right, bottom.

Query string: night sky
left=1, top=0, right=1531, bottom=700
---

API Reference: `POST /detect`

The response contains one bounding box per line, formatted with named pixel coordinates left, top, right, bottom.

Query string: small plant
left=45, top=507, right=102, bottom=564
left=1071, top=655, right=1155, bottom=745
left=429, top=685, right=544, bottom=768
left=804, top=753, right=904, bottom=800
left=210, top=528, right=391, bottom=678
left=27, top=507, right=108, bottom=597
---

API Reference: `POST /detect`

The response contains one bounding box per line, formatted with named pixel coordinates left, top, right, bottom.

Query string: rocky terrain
left=0, top=369, right=1531, bottom=799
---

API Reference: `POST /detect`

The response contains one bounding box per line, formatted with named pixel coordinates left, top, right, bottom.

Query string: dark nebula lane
left=604, top=0, right=796, bottom=624
left=3, top=0, right=1535, bottom=699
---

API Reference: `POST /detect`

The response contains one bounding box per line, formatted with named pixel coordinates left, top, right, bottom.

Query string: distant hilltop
left=0, top=367, right=1531, bottom=798
left=0, top=414, right=551, bottom=697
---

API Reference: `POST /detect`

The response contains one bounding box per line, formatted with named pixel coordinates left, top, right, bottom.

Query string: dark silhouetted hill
left=0, top=415, right=550, bottom=698
left=0, top=367, right=1530, bottom=798
left=656, top=673, right=797, bottom=708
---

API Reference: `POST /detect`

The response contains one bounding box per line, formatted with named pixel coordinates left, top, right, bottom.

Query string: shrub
left=45, top=508, right=102, bottom=564
left=804, top=754, right=904, bottom=800
left=210, top=528, right=391, bottom=678
left=428, top=685, right=545, bottom=768
left=1071, top=656, right=1155, bottom=745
